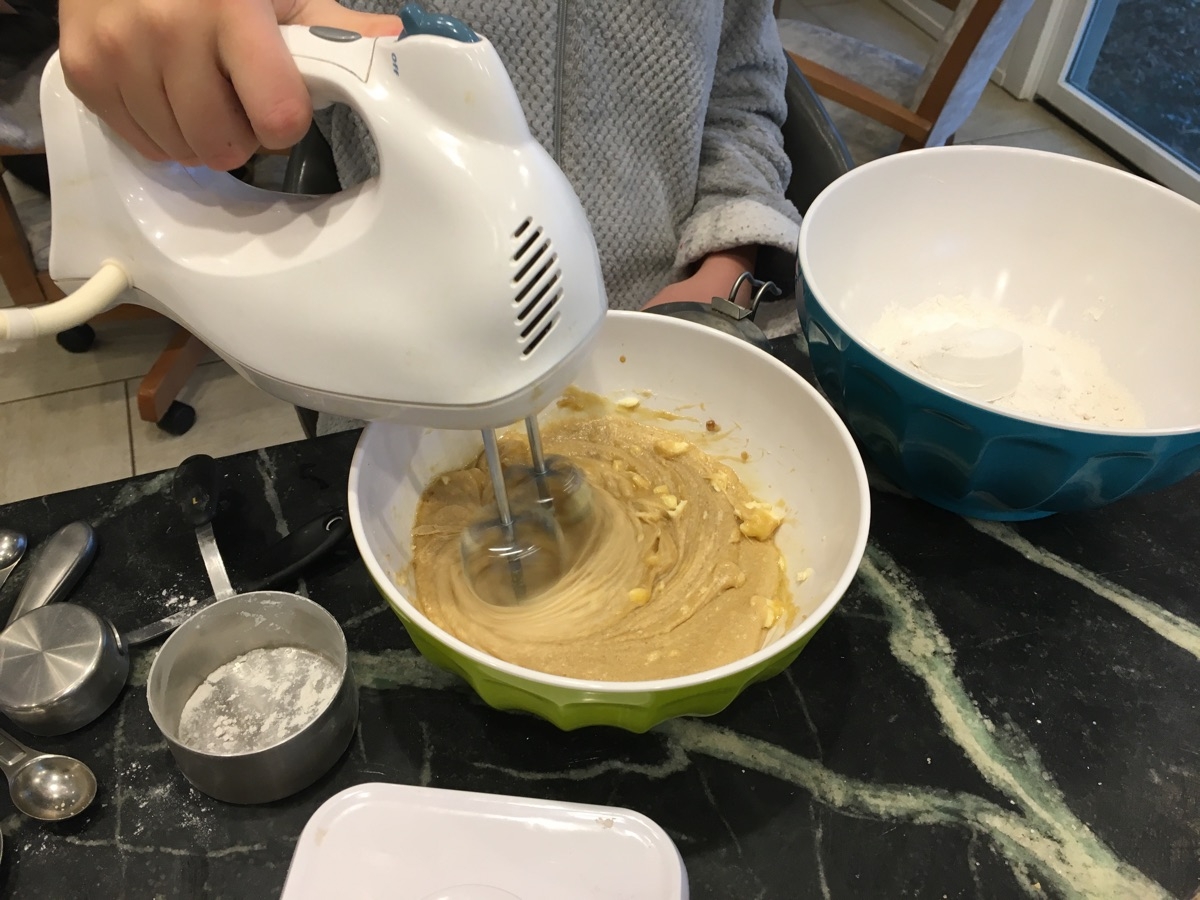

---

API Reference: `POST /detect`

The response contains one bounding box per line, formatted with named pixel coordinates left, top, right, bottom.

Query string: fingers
left=116, top=54, right=196, bottom=162
left=163, top=37, right=260, bottom=170
left=73, top=83, right=172, bottom=163
left=219, top=2, right=312, bottom=151
left=58, top=6, right=170, bottom=162
left=56, top=0, right=396, bottom=169
left=59, top=0, right=308, bottom=167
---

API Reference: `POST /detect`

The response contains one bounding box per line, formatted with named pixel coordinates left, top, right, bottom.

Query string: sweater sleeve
left=674, top=0, right=801, bottom=271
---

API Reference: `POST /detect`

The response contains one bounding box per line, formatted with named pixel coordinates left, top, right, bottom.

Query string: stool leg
left=136, top=328, right=208, bottom=426
left=0, top=171, right=47, bottom=307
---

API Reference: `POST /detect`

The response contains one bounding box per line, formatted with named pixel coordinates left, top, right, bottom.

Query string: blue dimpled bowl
left=797, top=146, right=1200, bottom=521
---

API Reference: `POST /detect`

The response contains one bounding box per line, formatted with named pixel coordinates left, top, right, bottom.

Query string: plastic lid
left=280, top=783, right=688, bottom=900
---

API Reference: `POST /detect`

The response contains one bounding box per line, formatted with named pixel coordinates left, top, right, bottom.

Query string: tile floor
left=0, top=0, right=1129, bottom=506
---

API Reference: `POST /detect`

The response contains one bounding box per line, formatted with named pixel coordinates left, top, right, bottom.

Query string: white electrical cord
left=0, top=261, right=130, bottom=344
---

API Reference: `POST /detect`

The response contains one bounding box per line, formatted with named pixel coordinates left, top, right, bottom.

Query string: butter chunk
left=706, top=471, right=731, bottom=493
left=666, top=499, right=688, bottom=519
left=616, top=396, right=641, bottom=410
left=737, top=504, right=784, bottom=540
left=758, top=595, right=787, bottom=628
left=635, top=507, right=665, bottom=524
left=628, top=588, right=651, bottom=605
left=653, top=440, right=691, bottom=459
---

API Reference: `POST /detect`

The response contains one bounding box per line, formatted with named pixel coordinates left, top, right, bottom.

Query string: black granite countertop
left=0, top=336, right=1197, bottom=899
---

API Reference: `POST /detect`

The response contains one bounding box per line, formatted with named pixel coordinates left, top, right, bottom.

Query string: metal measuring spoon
left=3, top=522, right=96, bottom=627
left=0, top=727, right=96, bottom=821
left=0, top=529, right=27, bottom=594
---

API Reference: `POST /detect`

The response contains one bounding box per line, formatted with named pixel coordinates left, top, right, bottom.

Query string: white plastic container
left=281, top=783, right=689, bottom=899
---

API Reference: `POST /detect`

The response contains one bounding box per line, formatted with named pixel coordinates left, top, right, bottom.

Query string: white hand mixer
left=3, top=4, right=607, bottom=602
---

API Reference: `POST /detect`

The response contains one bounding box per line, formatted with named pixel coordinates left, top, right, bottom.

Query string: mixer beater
left=461, top=415, right=591, bottom=605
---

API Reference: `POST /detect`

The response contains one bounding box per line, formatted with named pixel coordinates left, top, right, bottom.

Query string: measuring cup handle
left=0, top=729, right=34, bottom=773
left=174, top=455, right=235, bottom=599
left=5, top=521, right=97, bottom=628
left=173, top=455, right=221, bottom=527
left=245, top=510, right=350, bottom=592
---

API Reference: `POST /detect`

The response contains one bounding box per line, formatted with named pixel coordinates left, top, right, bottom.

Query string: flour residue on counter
left=177, top=647, right=340, bottom=755
left=866, top=295, right=1144, bottom=428
left=407, top=389, right=796, bottom=682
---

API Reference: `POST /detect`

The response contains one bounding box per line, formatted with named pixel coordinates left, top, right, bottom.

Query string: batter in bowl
left=408, top=394, right=794, bottom=681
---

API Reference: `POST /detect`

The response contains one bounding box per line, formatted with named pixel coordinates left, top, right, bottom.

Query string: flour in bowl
left=866, top=295, right=1144, bottom=428
left=177, top=646, right=341, bottom=755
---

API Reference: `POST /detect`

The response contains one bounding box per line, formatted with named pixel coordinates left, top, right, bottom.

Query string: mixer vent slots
left=511, top=217, right=561, bottom=357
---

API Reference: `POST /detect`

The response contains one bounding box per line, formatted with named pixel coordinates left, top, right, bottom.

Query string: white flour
left=866, top=295, right=1145, bottom=428
left=177, top=646, right=341, bottom=755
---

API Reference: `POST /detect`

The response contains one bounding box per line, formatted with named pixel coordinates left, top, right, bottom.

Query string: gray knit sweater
left=322, top=0, right=802, bottom=311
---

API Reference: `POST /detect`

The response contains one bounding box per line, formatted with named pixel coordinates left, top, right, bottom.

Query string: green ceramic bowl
left=347, top=312, right=870, bottom=732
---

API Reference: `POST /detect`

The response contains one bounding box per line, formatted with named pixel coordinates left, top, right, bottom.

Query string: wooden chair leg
left=136, top=327, right=208, bottom=424
left=93, top=303, right=165, bottom=325
left=0, top=170, right=48, bottom=307
left=33, top=271, right=64, bottom=302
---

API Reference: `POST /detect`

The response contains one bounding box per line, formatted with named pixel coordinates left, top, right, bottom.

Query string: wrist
left=695, top=246, right=758, bottom=304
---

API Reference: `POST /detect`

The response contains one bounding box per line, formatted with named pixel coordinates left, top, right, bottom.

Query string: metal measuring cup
left=0, top=461, right=348, bottom=739
left=146, top=455, right=358, bottom=805
left=0, top=522, right=116, bottom=737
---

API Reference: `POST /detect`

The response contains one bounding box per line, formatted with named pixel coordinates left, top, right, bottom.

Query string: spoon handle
left=0, top=727, right=34, bottom=774
left=5, top=522, right=97, bottom=628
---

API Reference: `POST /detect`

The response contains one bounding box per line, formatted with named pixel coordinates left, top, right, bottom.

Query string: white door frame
left=1037, top=0, right=1200, bottom=202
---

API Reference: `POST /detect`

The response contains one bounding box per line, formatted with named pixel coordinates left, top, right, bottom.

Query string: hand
left=58, top=0, right=401, bottom=171
left=641, top=247, right=758, bottom=311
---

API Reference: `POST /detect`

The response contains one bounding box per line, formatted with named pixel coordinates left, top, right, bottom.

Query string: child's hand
left=58, top=0, right=401, bottom=171
left=642, top=248, right=757, bottom=311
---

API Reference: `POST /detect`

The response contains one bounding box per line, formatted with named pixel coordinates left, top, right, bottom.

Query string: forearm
left=675, top=0, right=800, bottom=274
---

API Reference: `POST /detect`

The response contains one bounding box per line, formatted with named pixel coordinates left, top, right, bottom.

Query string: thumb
left=281, top=0, right=403, bottom=36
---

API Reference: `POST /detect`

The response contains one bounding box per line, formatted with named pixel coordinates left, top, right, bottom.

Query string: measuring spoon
left=0, top=529, right=26, bottom=594
left=3, top=521, right=97, bottom=627
left=0, top=726, right=96, bottom=821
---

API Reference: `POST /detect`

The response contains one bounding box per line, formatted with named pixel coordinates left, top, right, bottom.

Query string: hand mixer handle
left=279, top=14, right=534, bottom=171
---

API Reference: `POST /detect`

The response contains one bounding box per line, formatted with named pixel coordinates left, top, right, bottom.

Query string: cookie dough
left=408, top=402, right=793, bottom=681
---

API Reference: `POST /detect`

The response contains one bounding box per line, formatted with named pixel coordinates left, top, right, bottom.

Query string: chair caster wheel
left=156, top=401, right=196, bottom=436
left=56, top=325, right=96, bottom=354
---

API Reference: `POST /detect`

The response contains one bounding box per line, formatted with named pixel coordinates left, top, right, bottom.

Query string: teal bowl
left=798, top=146, right=1200, bottom=521
left=348, top=312, right=870, bottom=732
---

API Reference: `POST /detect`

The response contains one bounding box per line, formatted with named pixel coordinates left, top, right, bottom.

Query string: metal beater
left=461, top=414, right=591, bottom=605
